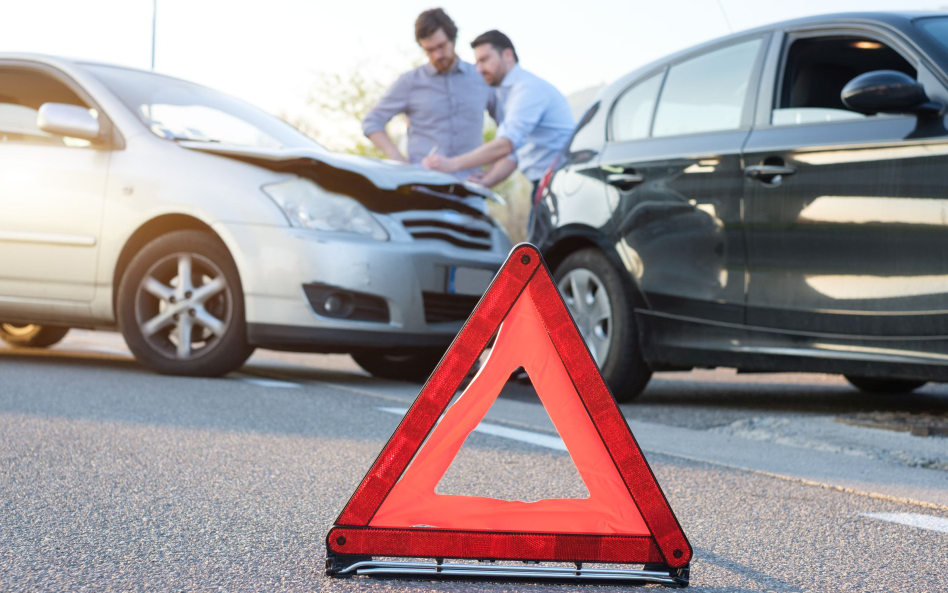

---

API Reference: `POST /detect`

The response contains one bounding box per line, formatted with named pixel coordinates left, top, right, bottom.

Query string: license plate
left=447, top=266, right=495, bottom=296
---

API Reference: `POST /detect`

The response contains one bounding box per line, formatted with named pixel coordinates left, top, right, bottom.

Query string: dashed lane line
left=232, top=374, right=301, bottom=389
left=378, top=406, right=566, bottom=451
left=236, top=372, right=948, bottom=513
left=862, top=512, right=948, bottom=534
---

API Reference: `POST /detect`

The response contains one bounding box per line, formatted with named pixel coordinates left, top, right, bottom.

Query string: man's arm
left=424, top=79, right=545, bottom=174
left=423, top=136, right=513, bottom=173
left=367, top=131, right=408, bottom=163
left=362, top=72, right=412, bottom=162
left=474, top=156, right=518, bottom=187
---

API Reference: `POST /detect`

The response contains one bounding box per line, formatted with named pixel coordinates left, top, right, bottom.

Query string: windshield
left=83, top=64, right=322, bottom=150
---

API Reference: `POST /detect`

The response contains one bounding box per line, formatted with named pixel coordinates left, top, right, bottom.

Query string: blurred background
left=3, top=0, right=945, bottom=239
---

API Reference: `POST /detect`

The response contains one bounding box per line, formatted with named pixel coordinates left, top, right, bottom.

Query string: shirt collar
left=499, top=64, right=523, bottom=88
left=424, top=57, right=466, bottom=76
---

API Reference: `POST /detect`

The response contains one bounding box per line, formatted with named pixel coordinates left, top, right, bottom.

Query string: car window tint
left=0, top=68, right=92, bottom=147
left=773, top=36, right=916, bottom=126
left=652, top=38, right=762, bottom=138
left=918, top=16, right=948, bottom=56
left=611, top=72, right=663, bottom=142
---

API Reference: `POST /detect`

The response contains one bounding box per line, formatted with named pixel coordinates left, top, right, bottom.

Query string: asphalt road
left=2, top=331, right=947, bottom=592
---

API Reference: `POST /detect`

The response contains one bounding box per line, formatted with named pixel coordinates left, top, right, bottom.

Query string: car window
left=0, top=68, right=95, bottom=147
left=652, top=38, right=762, bottom=138
left=772, top=36, right=916, bottom=126
left=917, top=16, right=948, bottom=56
left=611, top=71, right=663, bottom=142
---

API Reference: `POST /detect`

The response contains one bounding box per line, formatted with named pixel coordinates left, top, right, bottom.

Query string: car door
left=743, top=27, right=948, bottom=337
left=600, top=35, right=768, bottom=324
left=0, top=63, right=111, bottom=314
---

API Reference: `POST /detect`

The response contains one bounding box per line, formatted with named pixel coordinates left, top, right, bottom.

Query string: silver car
left=0, top=53, right=511, bottom=380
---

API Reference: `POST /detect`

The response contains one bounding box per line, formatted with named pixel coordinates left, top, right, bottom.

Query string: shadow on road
left=3, top=346, right=947, bottom=436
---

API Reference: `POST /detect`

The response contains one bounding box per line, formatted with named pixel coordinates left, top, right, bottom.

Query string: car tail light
left=534, top=156, right=559, bottom=205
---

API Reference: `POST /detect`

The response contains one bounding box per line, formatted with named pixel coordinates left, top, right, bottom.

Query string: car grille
left=422, top=292, right=481, bottom=323
left=400, top=214, right=494, bottom=251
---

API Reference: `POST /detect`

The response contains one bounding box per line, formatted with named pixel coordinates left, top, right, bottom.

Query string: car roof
left=0, top=52, right=204, bottom=87
left=628, top=12, right=940, bottom=81
left=592, top=11, right=945, bottom=107
left=566, top=11, right=948, bottom=153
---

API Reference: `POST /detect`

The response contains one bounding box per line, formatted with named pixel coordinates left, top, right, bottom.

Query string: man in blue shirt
left=422, top=30, right=574, bottom=193
left=362, top=9, right=492, bottom=180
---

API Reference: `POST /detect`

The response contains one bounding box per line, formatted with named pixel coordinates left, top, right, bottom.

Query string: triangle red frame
left=326, top=243, right=691, bottom=569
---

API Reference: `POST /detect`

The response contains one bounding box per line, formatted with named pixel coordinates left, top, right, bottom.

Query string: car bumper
left=214, top=222, right=509, bottom=352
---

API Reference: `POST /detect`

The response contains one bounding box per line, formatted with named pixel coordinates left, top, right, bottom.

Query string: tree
left=281, top=60, right=410, bottom=157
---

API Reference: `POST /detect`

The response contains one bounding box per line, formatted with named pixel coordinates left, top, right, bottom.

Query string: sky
left=3, top=0, right=946, bottom=146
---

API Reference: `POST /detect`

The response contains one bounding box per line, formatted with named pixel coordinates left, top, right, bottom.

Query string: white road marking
left=378, top=407, right=566, bottom=451
left=235, top=375, right=300, bottom=389
left=862, top=512, right=948, bottom=534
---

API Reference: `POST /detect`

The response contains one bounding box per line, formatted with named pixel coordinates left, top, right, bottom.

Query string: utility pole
left=715, top=0, right=733, bottom=34
left=151, top=0, right=157, bottom=70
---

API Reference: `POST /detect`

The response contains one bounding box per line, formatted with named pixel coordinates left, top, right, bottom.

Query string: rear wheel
left=0, top=323, right=69, bottom=348
left=555, top=248, right=651, bottom=402
left=117, top=230, right=255, bottom=376
left=845, top=375, right=927, bottom=394
left=352, top=349, right=445, bottom=382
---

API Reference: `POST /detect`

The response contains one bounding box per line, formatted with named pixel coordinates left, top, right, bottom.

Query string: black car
left=531, top=11, right=948, bottom=401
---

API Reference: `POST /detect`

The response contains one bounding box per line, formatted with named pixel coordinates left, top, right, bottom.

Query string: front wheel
left=352, top=349, right=445, bottom=382
left=845, top=375, right=927, bottom=394
left=117, top=230, right=255, bottom=376
left=555, top=249, right=651, bottom=402
left=0, top=323, right=70, bottom=348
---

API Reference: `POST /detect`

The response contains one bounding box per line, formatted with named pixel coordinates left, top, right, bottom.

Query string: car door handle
left=606, top=173, right=644, bottom=188
left=744, top=165, right=796, bottom=180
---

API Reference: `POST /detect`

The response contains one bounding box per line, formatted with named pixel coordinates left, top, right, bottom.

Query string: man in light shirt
left=362, top=8, right=492, bottom=180
left=422, top=30, right=574, bottom=194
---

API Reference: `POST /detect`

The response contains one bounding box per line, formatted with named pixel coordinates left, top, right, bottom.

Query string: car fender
left=537, top=223, right=649, bottom=311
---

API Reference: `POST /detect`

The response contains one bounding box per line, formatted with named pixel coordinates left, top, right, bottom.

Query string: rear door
left=0, top=63, right=110, bottom=315
left=743, top=26, right=948, bottom=337
left=600, top=35, right=768, bottom=324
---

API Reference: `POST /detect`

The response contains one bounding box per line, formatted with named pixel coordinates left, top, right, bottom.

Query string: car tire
left=0, top=323, right=70, bottom=348
left=845, top=375, right=927, bottom=394
left=554, top=248, right=651, bottom=402
left=352, top=349, right=445, bottom=383
left=117, top=230, right=255, bottom=376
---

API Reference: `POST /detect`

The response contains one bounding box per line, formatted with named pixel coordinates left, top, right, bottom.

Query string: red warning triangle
left=326, top=244, right=691, bottom=569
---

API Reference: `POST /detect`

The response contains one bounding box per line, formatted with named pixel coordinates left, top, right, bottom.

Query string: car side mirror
left=841, top=70, right=944, bottom=118
left=37, top=102, right=101, bottom=140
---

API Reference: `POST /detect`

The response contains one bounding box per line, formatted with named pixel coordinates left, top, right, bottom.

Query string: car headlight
left=261, top=177, right=388, bottom=241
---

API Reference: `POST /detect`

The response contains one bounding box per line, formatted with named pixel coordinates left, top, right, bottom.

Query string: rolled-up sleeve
left=495, top=83, right=546, bottom=151
left=362, top=72, right=412, bottom=137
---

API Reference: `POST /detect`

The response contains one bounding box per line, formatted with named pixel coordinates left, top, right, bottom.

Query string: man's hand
left=422, top=154, right=458, bottom=172
left=466, top=170, right=486, bottom=184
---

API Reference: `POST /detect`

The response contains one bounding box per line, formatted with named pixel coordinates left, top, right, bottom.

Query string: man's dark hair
left=415, top=8, right=457, bottom=43
left=471, top=30, right=518, bottom=63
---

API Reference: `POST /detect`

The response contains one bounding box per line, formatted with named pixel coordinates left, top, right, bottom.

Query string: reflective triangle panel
left=327, top=244, right=691, bottom=568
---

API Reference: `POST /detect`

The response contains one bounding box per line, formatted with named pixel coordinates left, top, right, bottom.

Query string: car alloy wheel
left=134, top=252, right=233, bottom=360
left=558, top=268, right=613, bottom=367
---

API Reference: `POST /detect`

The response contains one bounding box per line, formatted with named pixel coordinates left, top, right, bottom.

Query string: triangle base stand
left=326, top=553, right=689, bottom=587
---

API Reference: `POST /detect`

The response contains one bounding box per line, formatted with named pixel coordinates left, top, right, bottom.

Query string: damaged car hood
left=177, top=141, right=503, bottom=215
